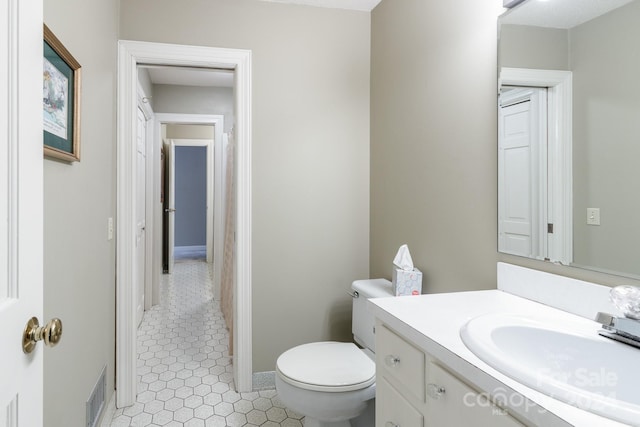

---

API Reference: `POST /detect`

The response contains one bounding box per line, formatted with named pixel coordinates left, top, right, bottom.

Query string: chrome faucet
left=596, top=285, right=640, bottom=349
left=596, top=312, right=640, bottom=349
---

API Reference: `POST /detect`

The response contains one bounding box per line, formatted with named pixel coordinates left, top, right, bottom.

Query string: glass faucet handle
left=610, top=285, right=640, bottom=320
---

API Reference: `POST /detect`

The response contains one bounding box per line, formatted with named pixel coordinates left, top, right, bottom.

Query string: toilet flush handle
left=346, top=290, right=359, bottom=298
left=385, top=422, right=399, bottom=427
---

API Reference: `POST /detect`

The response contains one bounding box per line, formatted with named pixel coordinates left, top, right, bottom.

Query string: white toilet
left=275, top=278, right=393, bottom=427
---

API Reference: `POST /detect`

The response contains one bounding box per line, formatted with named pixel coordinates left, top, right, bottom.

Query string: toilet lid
left=276, top=342, right=375, bottom=392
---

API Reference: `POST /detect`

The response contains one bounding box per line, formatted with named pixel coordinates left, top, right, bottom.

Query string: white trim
left=499, top=87, right=548, bottom=260
left=257, top=0, right=381, bottom=12
left=169, top=137, right=215, bottom=269
left=137, top=85, right=155, bottom=313
left=117, top=40, right=253, bottom=408
left=499, top=68, right=573, bottom=265
left=154, top=115, right=223, bottom=298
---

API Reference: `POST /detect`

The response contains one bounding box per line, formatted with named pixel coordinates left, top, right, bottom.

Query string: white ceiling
left=501, top=0, right=634, bottom=29
left=144, top=66, right=234, bottom=88
left=257, top=0, right=381, bottom=12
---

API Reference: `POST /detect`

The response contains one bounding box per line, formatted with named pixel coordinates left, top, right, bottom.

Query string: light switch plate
left=587, top=208, right=600, bottom=226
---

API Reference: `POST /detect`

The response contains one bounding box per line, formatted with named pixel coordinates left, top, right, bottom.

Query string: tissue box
left=392, top=268, right=422, bottom=296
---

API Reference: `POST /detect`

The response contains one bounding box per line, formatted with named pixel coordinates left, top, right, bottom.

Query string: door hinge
left=547, top=223, right=554, bottom=233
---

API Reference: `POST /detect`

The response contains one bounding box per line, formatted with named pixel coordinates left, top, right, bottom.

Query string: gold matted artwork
left=43, top=24, right=81, bottom=162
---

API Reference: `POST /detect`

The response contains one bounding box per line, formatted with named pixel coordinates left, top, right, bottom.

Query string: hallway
left=110, top=261, right=303, bottom=427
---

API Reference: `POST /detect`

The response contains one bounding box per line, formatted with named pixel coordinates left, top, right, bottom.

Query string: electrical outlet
left=587, top=208, right=600, bottom=226
left=108, top=217, right=114, bottom=240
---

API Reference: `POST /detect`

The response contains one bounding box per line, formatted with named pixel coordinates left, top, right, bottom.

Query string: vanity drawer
left=377, top=376, right=424, bottom=427
left=376, top=323, right=425, bottom=402
left=426, top=362, right=524, bottom=427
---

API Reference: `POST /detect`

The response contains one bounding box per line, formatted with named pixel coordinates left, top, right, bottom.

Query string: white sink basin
left=460, top=313, right=640, bottom=425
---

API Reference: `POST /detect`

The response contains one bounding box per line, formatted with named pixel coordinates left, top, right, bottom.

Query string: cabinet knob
left=384, top=355, right=401, bottom=367
left=427, top=383, right=446, bottom=400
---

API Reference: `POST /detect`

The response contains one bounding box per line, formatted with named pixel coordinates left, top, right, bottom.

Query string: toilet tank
left=351, top=278, right=393, bottom=353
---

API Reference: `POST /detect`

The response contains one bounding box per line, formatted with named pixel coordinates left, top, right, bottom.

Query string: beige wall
left=154, top=84, right=234, bottom=133
left=571, top=1, right=640, bottom=276
left=166, top=124, right=215, bottom=140
left=499, top=24, right=569, bottom=70
left=121, top=0, right=371, bottom=372
left=43, top=0, right=118, bottom=425
left=370, top=0, right=502, bottom=293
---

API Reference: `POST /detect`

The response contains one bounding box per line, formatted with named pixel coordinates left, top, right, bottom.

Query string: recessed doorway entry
left=117, top=40, right=253, bottom=408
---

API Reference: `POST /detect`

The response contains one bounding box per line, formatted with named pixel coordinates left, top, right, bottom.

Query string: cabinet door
left=377, top=377, right=424, bottom=427
left=426, top=363, right=524, bottom=427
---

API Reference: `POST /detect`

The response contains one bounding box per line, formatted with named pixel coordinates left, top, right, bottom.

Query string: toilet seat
left=276, top=341, right=375, bottom=392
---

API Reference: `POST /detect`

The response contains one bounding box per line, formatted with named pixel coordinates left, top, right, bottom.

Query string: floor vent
left=86, top=366, right=106, bottom=427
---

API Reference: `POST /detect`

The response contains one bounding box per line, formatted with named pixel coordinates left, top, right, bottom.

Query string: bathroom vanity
left=369, top=263, right=638, bottom=427
left=375, top=320, right=523, bottom=427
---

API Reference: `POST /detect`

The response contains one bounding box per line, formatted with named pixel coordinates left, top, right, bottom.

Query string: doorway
left=498, top=86, right=548, bottom=260
left=499, top=68, right=573, bottom=265
left=170, top=139, right=209, bottom=265
left=161, top=128, right=217, bottom=275
left=117, top=41, right=253, bottom=408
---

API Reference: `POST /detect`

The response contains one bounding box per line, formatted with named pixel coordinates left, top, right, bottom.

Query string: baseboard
left=175, top=245, right=206, bottom=254
left=252, top=371, right=275, bottom=391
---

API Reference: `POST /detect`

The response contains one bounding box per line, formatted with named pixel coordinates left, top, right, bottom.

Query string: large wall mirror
left=498, top=0, right=640, bottom=278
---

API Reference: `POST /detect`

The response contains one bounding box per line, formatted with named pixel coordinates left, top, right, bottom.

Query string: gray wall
left=175, top=146, right=207, bottom=247
left=370, top=0, right=502, bottom=293
left=43, top=0, right=117, bottom=425
left=154, top=84, right=234, bottom=133
left=121, top=0, right=371, bottom=372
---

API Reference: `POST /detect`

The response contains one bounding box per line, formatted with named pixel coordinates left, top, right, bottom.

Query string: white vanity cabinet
left=375, top=321, right=524, bottom=427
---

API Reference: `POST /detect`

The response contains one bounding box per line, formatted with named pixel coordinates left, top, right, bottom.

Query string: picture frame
left=43, top=24, right=81, bottom=162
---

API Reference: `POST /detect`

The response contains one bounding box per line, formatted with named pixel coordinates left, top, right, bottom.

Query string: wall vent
left=86, top=366, right=107, bottom=427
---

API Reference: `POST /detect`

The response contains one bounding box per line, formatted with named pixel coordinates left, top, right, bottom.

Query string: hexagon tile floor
left=110, top=260, right=303, bottom=427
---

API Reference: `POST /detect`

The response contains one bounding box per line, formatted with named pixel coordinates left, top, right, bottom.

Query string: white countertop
left=368, top=289, right=631, bottom=427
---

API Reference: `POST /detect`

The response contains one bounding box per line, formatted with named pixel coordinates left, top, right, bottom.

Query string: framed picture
left=43, top=24, right=81, bottom=162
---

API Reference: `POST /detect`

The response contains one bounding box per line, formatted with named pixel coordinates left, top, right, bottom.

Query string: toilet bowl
left=276, top=341, right=376, bottom=427
left=275, top=279, right=393, bottom=427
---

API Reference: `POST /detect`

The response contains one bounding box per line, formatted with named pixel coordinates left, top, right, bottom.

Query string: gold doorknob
left=22, top=317, right=63, bottom=354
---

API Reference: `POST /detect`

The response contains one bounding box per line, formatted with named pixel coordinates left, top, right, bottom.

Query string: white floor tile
left=111, top=261, right=303, bottom=426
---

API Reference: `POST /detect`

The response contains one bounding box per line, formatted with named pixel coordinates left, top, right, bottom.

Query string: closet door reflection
left=498, top=87, right=547, bottom=260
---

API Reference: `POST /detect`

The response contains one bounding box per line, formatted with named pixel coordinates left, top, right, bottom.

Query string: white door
left=167, top=140, right=176, bottom=273
left=135, top=107, right=147, bottom=326
left=498, top=87, right=547, bottom=259
left=0, top=1, right=45, bottom=425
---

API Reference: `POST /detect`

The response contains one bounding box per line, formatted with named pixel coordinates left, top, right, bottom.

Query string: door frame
left=117, top=40, right=253, bottom=407
left=137, top=88, right=155, bottom=314
left=166, top=136, right=217, bottom=277
left=499, top=67, right=573, bottom=265
left=498, top=87, right=548, bottom=259
left=155, top=114, right=223, bottom=290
